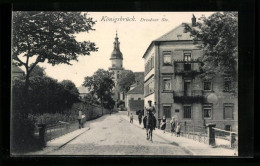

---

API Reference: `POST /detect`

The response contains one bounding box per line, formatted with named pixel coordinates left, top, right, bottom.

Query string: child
left=160, top=116, right=166, bottom=133
left=130, top=113, right=133, bottom=123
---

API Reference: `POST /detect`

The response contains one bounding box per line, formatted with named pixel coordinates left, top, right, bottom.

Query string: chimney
left=192, top=14, right=196, bottom=26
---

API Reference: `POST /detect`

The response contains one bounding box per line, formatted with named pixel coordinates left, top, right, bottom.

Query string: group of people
left=160, top=116, right=181, bottom=137
left=130, top=112, right=181, bottom=137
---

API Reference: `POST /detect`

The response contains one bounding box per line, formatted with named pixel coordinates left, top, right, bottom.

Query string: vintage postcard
left=11, top=11, right=238, bottom=156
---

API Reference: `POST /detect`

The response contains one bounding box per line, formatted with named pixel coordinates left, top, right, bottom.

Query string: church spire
left=113, top=30, right=120, bottom=50
left=110, top=30, right=123, bottom=60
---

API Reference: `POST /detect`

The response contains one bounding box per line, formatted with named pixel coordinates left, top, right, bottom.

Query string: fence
left=180, top=123, right=209, bottom=144
left=164, top=122, right=237, bottom=149
left=213, top=127, right=238, bottom=149
left=34, top=115, right=87, bottom=145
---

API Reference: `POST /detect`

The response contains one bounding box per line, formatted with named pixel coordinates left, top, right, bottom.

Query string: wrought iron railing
left=180, top=123, right=208, bottom=144
left=173, top=90, right=205, bottom=103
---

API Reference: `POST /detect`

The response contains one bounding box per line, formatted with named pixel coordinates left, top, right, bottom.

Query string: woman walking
left=160, top=116, right=166, bottom=133
left=170, top=117, right=176, bottom=136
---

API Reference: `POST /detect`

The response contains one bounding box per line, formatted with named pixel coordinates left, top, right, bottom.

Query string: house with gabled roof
left=125, top=72, right=144, bottom=114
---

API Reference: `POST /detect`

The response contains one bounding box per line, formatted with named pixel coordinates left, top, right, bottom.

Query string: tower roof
left=110, top=31, right=123, bottom=60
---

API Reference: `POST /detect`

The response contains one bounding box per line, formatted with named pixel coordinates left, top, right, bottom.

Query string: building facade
left=143, top=16, right=238, bottom=131
left=126, top=72, right=144, bottom=113
left=12, top=65, right=25, bottom=80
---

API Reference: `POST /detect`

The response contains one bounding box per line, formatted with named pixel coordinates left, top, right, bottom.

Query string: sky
left=17, top=12, right=214, bottom=87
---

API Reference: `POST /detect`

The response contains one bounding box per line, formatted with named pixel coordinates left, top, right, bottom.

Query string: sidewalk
left=122, top=114, right=237, bottom=156
left=25, top=126, right=90, bottom=155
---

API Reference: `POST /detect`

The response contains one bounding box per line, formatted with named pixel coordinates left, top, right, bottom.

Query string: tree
left=60, top=80, right=79, bottom=97
left=12, top=12, right=98, bottom=93
left=184, top=12, right=238, bottom=81
left=83, top=93, right=100, bottom=105
left=117, top=70, right=135, bottom=93
left=30, top=65, right=46, bottom=77
left=83, top=69, right=115, bottom=108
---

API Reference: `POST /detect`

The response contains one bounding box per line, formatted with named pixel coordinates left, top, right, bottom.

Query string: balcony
left=173, top=90, right=205, bottom=103
left=174, top=60, right=202, bottom=77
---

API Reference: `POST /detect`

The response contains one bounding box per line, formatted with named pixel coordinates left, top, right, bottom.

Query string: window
left=117, top=74, right=119, bottom=79
left=149, top=80, right=154, bottom=93
left=131, top=98, right=134, bottom=100
left=184, top=52, right=191, bottom=61
left=224, top=77, right=232, bottom=91
left=204, top=81, right=212, bottom=91
left=112, top=64, right=115, bottom=67
left=138, top=98, right=141, bottom=100
left=225, top=125, right=232, bottom=131
left=145, top=56, right=155, bottom=75
left=151, top=56, right=154, bottom=68
left=184, top=105, right=192, bottom=119
left=175, top=109, right=179, bottom=113
left=163, top=54, right=171, bottom=65
left=203, top=104, right=212, bottom=119
left=224, top=103, right=234, bottom=119
left=163, top=78, right=171, bottom=90
left=163, top=106, right=171, bottom=118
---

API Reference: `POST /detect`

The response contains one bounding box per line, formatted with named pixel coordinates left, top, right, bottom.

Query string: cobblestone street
left=46, top=112, right=191, bottom=155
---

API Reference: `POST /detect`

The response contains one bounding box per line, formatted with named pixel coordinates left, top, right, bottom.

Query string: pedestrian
left=160, top=115, right=166, bottom=133
left=176, top=122, right=181, bottom=137
left=138, top=111, right=142, bottom=125
left=130, top=113, right=133, bottom=123
left=143, top=114, right=147, bottom=129
left=170, top=116, right=176, bottom=136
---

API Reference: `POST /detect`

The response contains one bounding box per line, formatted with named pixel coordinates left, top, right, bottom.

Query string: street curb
left=121, top=115, right=195, bottom=155
left=54, top=127, right=90, bottom=150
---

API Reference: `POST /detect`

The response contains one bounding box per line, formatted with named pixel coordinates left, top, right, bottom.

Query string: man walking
left=138, top=111, right=142, bottom=125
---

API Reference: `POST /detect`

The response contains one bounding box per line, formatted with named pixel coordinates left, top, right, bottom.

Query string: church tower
left=109, top=31, right=124, bottom=103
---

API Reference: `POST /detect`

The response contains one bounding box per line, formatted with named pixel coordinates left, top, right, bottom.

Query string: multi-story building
left=143, top=15, right=238, bottom=131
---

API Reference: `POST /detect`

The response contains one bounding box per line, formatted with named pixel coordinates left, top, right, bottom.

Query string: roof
left=12, top=65, right=24, bottom=73
left=77, top=86, right=90, bottom=94
left=127, top=83, right=144, bottom=94
left=142, top=23, right=200, bottom=58
left=154, top=23, right=194, bottom=41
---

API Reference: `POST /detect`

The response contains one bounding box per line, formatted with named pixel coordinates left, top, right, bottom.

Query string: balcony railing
left=174, top=60, right=202, bottom=76
left=173, top=90, right=205, bottom=103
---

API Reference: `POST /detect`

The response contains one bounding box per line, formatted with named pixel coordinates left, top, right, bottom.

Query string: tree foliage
left=61, top=80, right=79, bottom=97
left=12, top=11, right=98, bottom=91
left=12, top=76, right=79, bottom=115
left=29, top=65, right=46, bottom=77
left=83, top=93, right=100, bottom=105
left=184, top=12, right=238, bottom=80
left=117, top=70, right=135, bottom=92
left=83, top=69, right=115, bottom=105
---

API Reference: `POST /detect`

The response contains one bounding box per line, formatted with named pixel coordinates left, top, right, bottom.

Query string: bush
left=11, top=113, right=39, bottom=153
